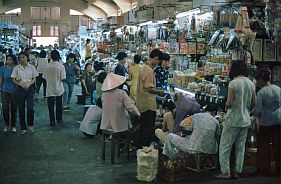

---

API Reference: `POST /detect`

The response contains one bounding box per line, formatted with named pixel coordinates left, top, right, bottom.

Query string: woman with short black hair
left=114, top=52, right=128, bottom=77
left=216, top=60, right=256, bottom=179
left=11, top=52, right=39, bottom=134
left=0, top=54, right=17, bottom=133
left=81, top=63, right=95, bottom=104
left=252, top=68, right=280, bottom=176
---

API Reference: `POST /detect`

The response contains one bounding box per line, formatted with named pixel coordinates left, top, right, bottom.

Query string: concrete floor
left=0, top=84, right=280, bottom=184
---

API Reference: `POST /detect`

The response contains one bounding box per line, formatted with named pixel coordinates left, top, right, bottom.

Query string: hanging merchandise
left=191, top=14, right=196, bottom=32
left=220, top=5, right=240, bottom=28
left=235, top=7, right=250, bottom=33
left=209, top=30, right=222, bottom=46
left=265, top=0, right=281, bottom=43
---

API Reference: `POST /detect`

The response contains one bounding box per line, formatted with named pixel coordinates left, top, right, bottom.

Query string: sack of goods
left=137, top=146, right=159, bottom=182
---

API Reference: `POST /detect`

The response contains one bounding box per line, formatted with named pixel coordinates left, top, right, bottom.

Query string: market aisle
left=0, top=84, right=280, bottom=184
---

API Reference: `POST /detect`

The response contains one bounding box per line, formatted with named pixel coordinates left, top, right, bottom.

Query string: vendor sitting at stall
left=79, top=97, right=103, bottom=138
left=161, top=96, right=176, bottom=133
left=173, top=92, right=201, bottom=133
left=100, top=73, right=140, bottom=134
left=155, top=104, right=220, bottom=159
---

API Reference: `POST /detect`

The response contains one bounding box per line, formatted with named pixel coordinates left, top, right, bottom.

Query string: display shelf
left=174, top=87, right=196, bottom=97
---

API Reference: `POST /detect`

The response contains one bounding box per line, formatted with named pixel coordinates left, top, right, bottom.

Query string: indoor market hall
left=0, top=0, right=280, bottom=184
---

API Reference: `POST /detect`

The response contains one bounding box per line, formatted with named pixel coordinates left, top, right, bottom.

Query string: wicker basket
left=159, top=156, right=186, bottom=182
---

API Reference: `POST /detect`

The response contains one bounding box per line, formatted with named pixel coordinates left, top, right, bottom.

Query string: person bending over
left=155, top=104, right=220, bottom=159
left=79, top=97, right=103, bottom=138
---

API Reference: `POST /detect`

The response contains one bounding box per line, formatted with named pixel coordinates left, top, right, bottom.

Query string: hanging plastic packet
left=209, top=30, right=222, bottom=46
left=226, top=30, right=236, bottom=50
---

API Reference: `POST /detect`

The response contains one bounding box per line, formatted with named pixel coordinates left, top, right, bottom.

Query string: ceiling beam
left=67, top=0, right=107, bottom=20
left=92, top=0, right=118, bottom=17
left=112, top=0, right=136, bottom=13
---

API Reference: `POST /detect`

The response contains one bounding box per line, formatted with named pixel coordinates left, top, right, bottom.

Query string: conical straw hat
left=101, top=73, right=126, bottom=92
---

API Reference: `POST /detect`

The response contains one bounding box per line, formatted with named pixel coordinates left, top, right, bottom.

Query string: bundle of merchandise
left=137, top=146, right=159, bottom=182
left=265, top=0, right=281, bottom=43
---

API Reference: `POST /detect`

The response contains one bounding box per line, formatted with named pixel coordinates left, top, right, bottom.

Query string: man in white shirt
left=35, top=49, right=48, bottom=98
left=43, top=50, right=66, bottom=126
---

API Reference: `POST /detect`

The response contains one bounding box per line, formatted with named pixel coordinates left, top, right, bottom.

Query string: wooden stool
left=101, top=130, right=130, bottom=164
left=185, top=153, right=218, bottom=173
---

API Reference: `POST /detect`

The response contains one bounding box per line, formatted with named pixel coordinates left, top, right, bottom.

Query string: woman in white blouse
left=11, top=51, right=39, bottom=134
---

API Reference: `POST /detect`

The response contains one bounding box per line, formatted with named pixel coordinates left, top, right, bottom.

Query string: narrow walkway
left=0, top=85, right=280, bottom=184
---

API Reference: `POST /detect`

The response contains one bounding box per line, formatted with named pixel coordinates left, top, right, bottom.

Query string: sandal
left=215, top=173, right=231, bottom=179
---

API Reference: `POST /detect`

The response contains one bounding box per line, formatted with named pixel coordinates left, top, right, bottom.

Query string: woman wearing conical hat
left=100, top=73, right=140, bottom=133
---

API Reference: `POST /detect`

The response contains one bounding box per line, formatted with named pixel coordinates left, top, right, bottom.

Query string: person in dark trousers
left=136, top=49, right=164, bottom=149
left=252, top=69, right=280, bottom=176
left=35, top=49, right=48, bottom=98
left=81, top=63, right=95, bottom=104
left=0, top=54, right=17, bottom=133
left=63, top=53, right=80, bottom=110
left=43, top=50, right=66, bottom=126
left=11, top=51, right=38, bottom=135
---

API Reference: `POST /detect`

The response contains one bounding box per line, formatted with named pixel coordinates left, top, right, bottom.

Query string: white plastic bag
left=137, top=146, right=159, bottom=182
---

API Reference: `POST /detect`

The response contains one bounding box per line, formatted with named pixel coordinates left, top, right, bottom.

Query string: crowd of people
left=1, top=45, right=280, bottom=178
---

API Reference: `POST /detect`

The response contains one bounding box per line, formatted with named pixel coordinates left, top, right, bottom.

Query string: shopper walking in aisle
left=0, top=54, right=17, bottom=133
left=63, top=53, right=80, bottom=111
left=252, top=69, right=280, bottom=176
left=35, top=49, right=48, bottom=99
left=81, top=63, right=95, bottom=104
left=85, top=39, right=92, bottom=61
left=43, top=50, right=66, bottom=126
left=114, top=52, right=128, bottom=77
left=136, top=49, right=164, bottom=149
left=216, top=60, right=256, bottom=179
left=128, top=54, right=142, bottom=104
left=11, top=51, right=39, bottom=134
